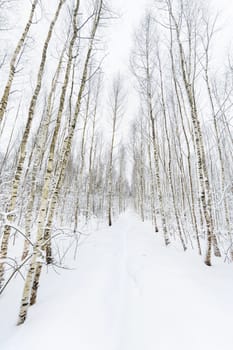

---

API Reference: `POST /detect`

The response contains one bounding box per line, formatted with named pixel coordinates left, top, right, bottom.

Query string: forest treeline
left=0, top=0, right=232, bottom=324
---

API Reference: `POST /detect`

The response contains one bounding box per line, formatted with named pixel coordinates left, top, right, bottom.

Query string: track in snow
left=1, top=210, right=233, bottom=350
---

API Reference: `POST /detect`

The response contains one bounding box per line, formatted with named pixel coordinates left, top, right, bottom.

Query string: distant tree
left=107, top=75, right=125, bottom=226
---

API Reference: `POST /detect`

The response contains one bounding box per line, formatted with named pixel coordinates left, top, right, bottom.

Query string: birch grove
left=130, top=0, right=233, bottom=266
left=0, top=0, right=233, bottom=326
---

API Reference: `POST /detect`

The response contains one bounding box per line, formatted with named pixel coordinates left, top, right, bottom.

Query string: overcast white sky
left=103, top=0, right=153, bottom=76
left=1, top=0, right=233, bottom=150
left=101, top=0, right=233, bottom=140
left=5, top=0, right=233, bottom=99
left=3, top=0, right=233, bottom=91
left=105, top=0, right=233, bottom=77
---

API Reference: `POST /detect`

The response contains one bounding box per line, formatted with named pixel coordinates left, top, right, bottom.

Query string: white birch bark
left=0, top=0, right=38, bottom=123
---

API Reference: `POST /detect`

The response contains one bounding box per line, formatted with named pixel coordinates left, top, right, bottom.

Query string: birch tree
left=107, top=75, right=125, bottom=226
left=0, top=0, right=39, bottom=123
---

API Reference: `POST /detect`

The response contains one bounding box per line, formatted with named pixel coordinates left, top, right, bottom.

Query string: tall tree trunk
left=0, top=0, right=38, bottom=123
left=0, top=0, right=66, bottom=288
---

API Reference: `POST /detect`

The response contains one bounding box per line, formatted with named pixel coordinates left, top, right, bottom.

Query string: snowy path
left=1, top=211, right=233, bottom=350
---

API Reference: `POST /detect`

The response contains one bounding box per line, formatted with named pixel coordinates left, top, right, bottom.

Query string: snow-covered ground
left=1, top=211, right=233, bottom=350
